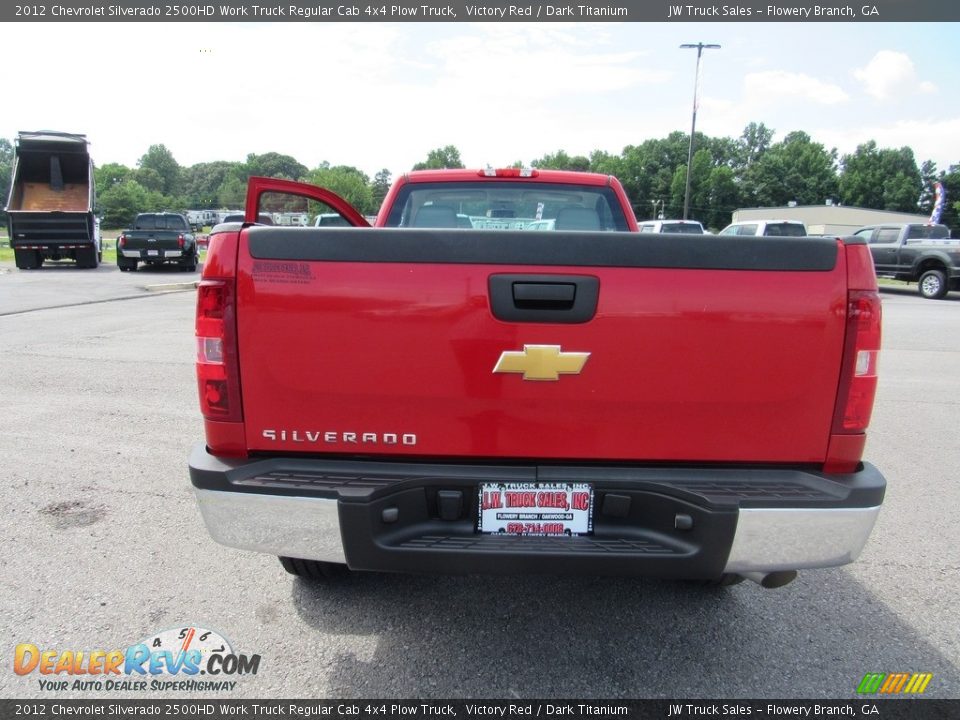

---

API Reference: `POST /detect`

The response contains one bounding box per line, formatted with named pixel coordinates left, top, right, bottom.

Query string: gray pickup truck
left=853, top=222, right=960, bottom=299
left=116, top=212, right=198, bottom=272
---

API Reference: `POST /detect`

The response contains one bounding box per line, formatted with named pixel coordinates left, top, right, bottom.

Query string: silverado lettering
left=262, top=430, right=417, bottom=445
left=189, top=170, right=886, bottom=589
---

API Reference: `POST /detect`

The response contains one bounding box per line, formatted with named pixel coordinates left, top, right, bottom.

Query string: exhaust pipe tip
left=741, top=570, right=798, bottom=589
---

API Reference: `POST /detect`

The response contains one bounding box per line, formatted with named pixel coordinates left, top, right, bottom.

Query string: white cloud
left=424, top=25, right=663, bottom=102
left=742, top=71, right=849, bottom=105
left=853, top=50, right=937, bottom=100
left=815, top=117, right=960, bottom=169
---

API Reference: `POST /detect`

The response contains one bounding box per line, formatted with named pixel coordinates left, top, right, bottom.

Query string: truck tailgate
left=122, top=232, right=181, bottom=250
left=235, top=228, right=847, bottom=464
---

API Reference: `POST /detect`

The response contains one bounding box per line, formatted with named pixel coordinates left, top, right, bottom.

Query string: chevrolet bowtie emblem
left=493, top=345, right=590, bottom=381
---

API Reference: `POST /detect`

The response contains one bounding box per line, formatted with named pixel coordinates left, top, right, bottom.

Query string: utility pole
left=680, top=42, right=720, bottom=220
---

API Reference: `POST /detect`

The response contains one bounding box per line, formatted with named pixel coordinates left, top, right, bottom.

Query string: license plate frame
left=477, top=482, right=594, bottom=536
left=147, top=250, right=159, bottom=257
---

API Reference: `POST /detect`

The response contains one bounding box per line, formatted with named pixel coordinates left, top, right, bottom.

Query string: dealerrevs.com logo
left=14, top=626, right=260, bottom=692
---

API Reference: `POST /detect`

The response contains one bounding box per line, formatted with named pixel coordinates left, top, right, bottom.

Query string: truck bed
left=9, top=182, right=90, bottom=212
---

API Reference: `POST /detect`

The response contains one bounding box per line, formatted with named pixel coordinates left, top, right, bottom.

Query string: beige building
left=731, top=204, right=929, bottom=236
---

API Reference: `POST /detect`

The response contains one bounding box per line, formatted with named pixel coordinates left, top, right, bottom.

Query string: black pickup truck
left=852, top=222, right=960, bottom=299
left=116, top=213, right=198, bottom=272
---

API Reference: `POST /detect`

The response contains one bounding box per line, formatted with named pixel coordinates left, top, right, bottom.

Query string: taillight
left=196, top=279, right=242, bottom=423
left=118, top=234, right=126, bottom=248
left=479, top=167, right=539, bottom=178
left=178, top=234, right=185, bottom=248
left=832, top=290, right=881, bottom=434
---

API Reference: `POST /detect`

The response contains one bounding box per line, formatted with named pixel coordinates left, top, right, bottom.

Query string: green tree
left=137, top=144, right=181, bottom=196
left=735, top=122, right=775, bottom=171
left=670, top=148, right=714, bottom=220
left=412, top=145, right=464, bottom=170
left=588, top=150, right=623, bottom=177
left=371, top=168, right=392, bottom=212
left=307, top=164, right=374, bottom=214
left=616, top=133, right=691, bottom=219
left=244, top=152, right=307, bottom=181
left=742, top=131, right=837, bottom=207
left=98, top=179, right=168, bottom=228
left=135, top=167, right=164, bottom=193
left=216, top=176, right=247, bottom=209
left=531, top=150, right=590, bottom=172
left=839, top=141, right=921, bottom=211
left=668, top=165, right=687, bottom=219
left=705, top=165, right=740, bottom=230
left=181, top=161, right=239, bottom=208
left=95, top=162, right=132, bottom=193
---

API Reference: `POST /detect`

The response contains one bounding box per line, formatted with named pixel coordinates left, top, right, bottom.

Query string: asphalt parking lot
left=0, top=262, right=958, bottom=700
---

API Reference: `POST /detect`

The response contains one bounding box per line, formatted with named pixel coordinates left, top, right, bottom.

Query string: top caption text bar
left=5, top=0, right=960, bottom=23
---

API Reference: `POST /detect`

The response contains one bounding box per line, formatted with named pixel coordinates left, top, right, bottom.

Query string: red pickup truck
left=189, top=169, right=885, bottom=589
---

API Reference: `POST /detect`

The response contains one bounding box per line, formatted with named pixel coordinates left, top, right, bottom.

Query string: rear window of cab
left=383, top=181, right=631, bottom=231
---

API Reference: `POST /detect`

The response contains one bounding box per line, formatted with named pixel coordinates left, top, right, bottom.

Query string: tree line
left=1, top=126, right=958, bottom=233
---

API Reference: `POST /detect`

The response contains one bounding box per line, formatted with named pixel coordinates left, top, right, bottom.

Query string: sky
left=4, top=20, right=959, bottom=180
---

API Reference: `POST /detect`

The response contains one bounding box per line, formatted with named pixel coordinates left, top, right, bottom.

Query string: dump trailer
left=5, top=130, right=101, bottom=269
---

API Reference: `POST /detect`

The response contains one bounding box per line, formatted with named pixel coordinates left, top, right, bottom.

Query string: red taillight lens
left=195, top=279, right=242, bottom=423
left=833, top=290, right=882, bottom=433
left=118, top=234, right=126, bottom=248
left=178, top=234, right=185, bottom=248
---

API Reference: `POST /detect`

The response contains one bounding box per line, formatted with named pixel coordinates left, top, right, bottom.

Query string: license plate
left=147, top=250, right=159, bottom=256
left=478, top=482, right=593, bottom=536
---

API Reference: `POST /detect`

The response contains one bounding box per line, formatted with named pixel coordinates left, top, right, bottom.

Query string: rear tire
left=279, top=556, right=349, bottom=580
left=77, top=247, right=99, bottom=269
left=918, top=269, right=948, bottom=299
left=14, top=248, right=42, bottom=270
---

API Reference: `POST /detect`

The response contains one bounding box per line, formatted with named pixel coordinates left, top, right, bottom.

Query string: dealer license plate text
left=477, top=482, right=593, bottom=536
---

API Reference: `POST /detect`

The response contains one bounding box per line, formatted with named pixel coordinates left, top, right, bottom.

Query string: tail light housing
left=833, top=290, right=881, bottom=433
left=825, top=241, right=882, bottom=473
left=178, top=234, right=185, bottom=248
left=118, top=234, right=126, bottom=248
left=195, top=279, right=242, bottom=424
left=823, top=290, right=881, bottom=473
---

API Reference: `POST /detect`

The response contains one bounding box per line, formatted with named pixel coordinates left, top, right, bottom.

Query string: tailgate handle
left=489, top=274, right=599, bottom=324
left=512, top=282, right=576, bottom=308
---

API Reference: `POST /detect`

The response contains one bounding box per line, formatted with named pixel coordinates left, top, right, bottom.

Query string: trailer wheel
left=14, top=249, right=42, bottom=270
left=918, top=269, right=949, bottom=299
left=279, top=556, right=349, bottom=580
